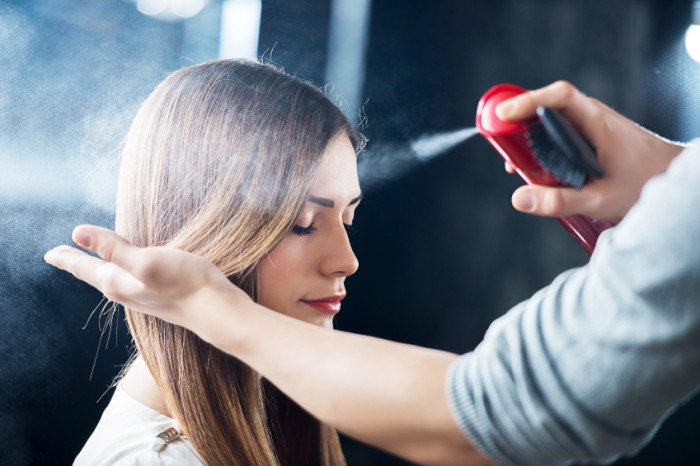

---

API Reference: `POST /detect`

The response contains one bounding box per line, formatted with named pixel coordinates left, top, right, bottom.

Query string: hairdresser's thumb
left=512, top=187, right=537, bottom=213
left=512, top=185, right=575, bottom=218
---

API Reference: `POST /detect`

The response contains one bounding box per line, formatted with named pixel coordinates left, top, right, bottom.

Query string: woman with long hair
left=74, top=59, right=364, bottom=465
left=47, top=79, right=697, bottom=466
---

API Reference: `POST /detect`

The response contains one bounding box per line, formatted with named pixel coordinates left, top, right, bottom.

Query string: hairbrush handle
left=476, top=83, right=614, bottom=254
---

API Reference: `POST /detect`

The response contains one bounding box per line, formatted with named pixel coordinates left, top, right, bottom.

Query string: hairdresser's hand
left=44, top=225, right=250, bottom=337
left=497, top=81, right=685, bottom=222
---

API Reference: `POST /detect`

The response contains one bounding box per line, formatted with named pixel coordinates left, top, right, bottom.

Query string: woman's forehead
left=310, top=135, right=360, bottom=203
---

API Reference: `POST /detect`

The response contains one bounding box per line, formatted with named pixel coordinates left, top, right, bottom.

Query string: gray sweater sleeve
left=446, top=142, right=700, bottom=466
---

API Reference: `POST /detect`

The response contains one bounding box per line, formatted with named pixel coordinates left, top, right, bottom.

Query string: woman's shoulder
left=73, top=385, right=204, bottom=466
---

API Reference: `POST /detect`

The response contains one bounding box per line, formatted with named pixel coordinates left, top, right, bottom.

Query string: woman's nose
left=319, top=224, right=359, bottom=277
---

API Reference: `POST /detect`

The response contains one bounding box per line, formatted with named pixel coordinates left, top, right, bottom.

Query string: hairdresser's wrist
left=659, top=140, right=686, bottom=161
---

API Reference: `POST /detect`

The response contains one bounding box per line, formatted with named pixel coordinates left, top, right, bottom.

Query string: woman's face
left=257, top=134, right=361, bottom=329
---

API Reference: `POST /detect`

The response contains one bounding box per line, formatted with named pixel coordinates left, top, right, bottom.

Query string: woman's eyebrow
left=308, top=193, right=363, bottom=208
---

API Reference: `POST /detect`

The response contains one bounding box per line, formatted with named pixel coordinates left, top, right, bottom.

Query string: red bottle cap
left=476, top=83, right=529, bottom=135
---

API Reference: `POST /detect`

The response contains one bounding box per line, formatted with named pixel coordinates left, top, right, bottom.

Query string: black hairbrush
left=529, top=106, right=603, bottom=189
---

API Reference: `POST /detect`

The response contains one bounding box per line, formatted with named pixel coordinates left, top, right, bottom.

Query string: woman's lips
left=300, top=294, right=345, bottom=314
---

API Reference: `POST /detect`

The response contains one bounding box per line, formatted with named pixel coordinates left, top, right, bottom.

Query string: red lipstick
left=300, top=294, right=345, bottom=314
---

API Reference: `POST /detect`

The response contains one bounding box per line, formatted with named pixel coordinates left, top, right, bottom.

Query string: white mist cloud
left=358, top=127, right=480, bottom=191
left=410, top=127, right=480, bottom=161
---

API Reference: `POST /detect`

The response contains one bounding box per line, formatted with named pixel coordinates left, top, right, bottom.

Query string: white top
left=74, top=385, right=205, bottom=465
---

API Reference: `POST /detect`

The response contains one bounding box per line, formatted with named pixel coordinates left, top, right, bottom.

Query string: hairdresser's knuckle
left=588, top=191, right=608, bottom=215
left=518, top=91, right=535, bottom=110
left=581, top=102, right=612, bottom=145
left=585, top=95, right=605, bottom=116
left=588, top=97, right=603, bottom=107
left=589, top=104, right=604, bottom=124
left=540, top=189, right=566, bottom=216
left=551, top=80, right=576, bottom=101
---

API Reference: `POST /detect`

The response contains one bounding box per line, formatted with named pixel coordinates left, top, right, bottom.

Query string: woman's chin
left=318, top=316, right=335, bottom=330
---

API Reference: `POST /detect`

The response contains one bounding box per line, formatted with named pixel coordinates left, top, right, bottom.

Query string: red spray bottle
left=476, top=83, right=615, bottom=254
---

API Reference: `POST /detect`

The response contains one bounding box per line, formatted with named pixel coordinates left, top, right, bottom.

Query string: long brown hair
left=115, top=59, right=360, bottom=465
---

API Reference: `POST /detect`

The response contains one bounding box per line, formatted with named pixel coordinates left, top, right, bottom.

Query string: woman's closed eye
left=292, top=224, right=317, bottom=236
left=291, top=223, right=357, bottom=237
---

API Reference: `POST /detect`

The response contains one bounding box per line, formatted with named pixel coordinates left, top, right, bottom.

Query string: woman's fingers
left=71, top=225, right=145, bottom=277
left=44, top=245, right=145, bottom=304
left=46, top=225, right=235, bottom=332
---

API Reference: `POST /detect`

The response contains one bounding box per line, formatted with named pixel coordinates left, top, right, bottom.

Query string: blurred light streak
left=325, top=0, right=372, bottom=123
left=171, top=0, right=206, bottom=18
left=136, top=0, right=207, bottom=20
left=218, top=0, right=262, bottom=59
left=137, top=0, right=168, bottom=16
left=685, top=24, right=700, bottom=62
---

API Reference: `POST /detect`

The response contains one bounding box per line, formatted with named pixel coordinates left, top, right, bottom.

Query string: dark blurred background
left=1, top=0, right=700, bottom=464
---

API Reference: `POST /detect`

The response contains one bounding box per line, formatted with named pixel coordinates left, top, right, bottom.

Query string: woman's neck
left=121, top=355, right=172, bottom=418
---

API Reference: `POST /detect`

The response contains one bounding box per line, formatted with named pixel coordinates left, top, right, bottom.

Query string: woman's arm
left=45, top=227, right=490, bottom=466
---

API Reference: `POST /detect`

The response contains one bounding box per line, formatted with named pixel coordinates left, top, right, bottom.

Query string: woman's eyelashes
left=292, top=224, right=317, bottom=236
left=291, top=223, right=357, bottom=237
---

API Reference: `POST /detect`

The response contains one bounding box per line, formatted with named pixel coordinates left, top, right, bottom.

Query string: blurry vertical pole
left=218, top=0, right=262, bottom=59
left=325, top=0, right=372, bottom=124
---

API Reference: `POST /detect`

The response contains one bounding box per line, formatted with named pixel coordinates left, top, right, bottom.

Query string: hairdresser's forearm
left=197, top=288, right=491, bottom=466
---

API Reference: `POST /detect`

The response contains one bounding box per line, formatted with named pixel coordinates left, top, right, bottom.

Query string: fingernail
left=496, top=100, right=516, bottom=120
left=73, top=228, right=92, bottom=248
left=512, top=190, right=535, bottom=212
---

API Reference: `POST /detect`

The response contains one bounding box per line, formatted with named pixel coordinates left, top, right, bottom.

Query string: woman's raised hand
left=497, top=80, right=685, bottom=222
left=44, top=225, right=247, bottom=334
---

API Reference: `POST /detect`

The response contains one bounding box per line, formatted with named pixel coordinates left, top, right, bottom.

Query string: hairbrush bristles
left=527, top=120, right=588, bottom=189
left=527, top=106, right=603, bottom=190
